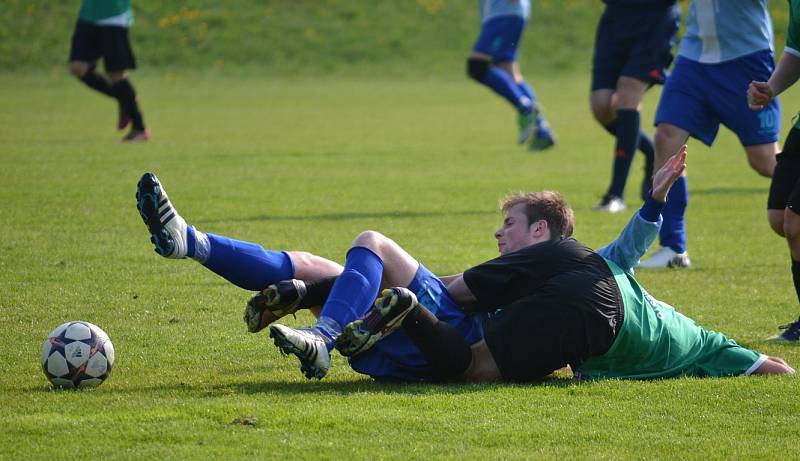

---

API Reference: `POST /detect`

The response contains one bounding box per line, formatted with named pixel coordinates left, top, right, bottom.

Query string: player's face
left=495, top=204, right=540, bottom=254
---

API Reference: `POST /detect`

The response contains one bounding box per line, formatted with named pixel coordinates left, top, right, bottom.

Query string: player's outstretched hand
left=748, top=80, right=774, bottom=110
left=651, top=145, right=687, bottom=203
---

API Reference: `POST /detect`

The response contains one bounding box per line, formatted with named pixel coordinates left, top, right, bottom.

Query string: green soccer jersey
left=79, top=0, right=132, bottom=25
left=575, top=259, right=763, bottom=380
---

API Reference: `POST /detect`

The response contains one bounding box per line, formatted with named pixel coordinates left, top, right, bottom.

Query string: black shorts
left=482, top=270, right=623, bottom=382
left=768, top=126, right=800, bottom=212
left=591, top=4, right=680, bottom=91
left=69, top=20, right=136, bottom=72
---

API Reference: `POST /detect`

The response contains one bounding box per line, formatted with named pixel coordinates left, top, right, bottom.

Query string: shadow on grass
left=23, top=375, right=577, bottom=395
left=198, top=209, right=496, bottom=224
left=691, top=187, right=765, bottom=197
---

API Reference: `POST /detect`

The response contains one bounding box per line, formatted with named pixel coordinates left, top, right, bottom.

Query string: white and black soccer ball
left=41, top=321, right=115, bottom=389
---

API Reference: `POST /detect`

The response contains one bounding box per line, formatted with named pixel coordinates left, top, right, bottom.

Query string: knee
left=352, top=230, right=387, bottom=253
left=748, top=156, right=776, bottom=178
left=591, top=103, right=614, bottom=125
left=466, top=57, right=490, bottom=82
left=769, top=212, right=785, bottom=237
left=108, top=71, right=127, bottom=84
left=68, top=61, right=88, bottom=78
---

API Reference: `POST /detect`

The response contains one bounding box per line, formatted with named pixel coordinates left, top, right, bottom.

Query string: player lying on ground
left=333, top=148, right=793, bottom=381
left=137, top=147, right=683, bottom=380
left=747, top=0, right=800, bottom=342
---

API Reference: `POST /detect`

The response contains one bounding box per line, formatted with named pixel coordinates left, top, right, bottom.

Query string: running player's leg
left=69, top=21, right=115, bottom=99
left=100, top=26, right=148, bottom=141
left=468, top=16, right=544, bottom=146
left=592, top=6, right=677, bottom=210
left=767, top=127, right=800, bottom=341
left=640, top=56, right=716, bottom=268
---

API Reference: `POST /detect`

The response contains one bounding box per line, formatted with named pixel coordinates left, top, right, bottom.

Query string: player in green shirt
left=748, top=0, right=800, bottom=342
left=68, top=0, right=149, bottom=141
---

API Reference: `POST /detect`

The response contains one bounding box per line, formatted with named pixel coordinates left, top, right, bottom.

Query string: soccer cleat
left=122, top=128, right=150, bottom=142
left=243, top=279, right=308, bottom=333
left=335, top=287, right=418, bottom=356
left=593, top=194, right=626, bottom=213
left=117, top=105, right=131, bottom=130
left=529, top=118, right=556, bottom=151
left=638, top=246, right=691, bottom=269
left=269, top=324, right=330, bottom=379
left=517, top=112, right=537, bottom=145
left=767, top=316, right=800, bottom=343
left=136, top=172, right=189, bottom=258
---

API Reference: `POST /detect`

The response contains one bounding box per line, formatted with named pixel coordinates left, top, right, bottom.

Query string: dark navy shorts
left=69, top=20, right=136, bottom=72
left=655, top=50, right=780, bottom=146
left=591, top=4, right=680, bottom=90
left=472, top=15, right=526, bottom=63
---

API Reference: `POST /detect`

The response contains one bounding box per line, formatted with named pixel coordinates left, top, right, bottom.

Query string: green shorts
left=575, top=261, right=765, bottom=380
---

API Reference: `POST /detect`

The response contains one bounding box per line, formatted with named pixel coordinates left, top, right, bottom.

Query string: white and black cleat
left=269, top=324, right=330, bottom=379
left=136, top=172, right=188, bottom=258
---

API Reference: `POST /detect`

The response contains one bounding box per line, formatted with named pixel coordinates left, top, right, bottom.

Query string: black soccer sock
left=791, top=259, right=800, bottom=304
left=111, top=79, right=145, bottom=130
left=602, top=120, right=655, bottom=166
left=301, top=276, right=337, bottom=308
left=639, top=131, right=656, bottom=200
left=80, top=71, right=115, bottom=97
left=607, top=109, right=641, bottom=198
left=401, top=305, right=472, bottom=379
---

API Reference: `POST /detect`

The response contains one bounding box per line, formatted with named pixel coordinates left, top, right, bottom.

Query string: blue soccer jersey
left=679, top=0, right=773, bottom=63
left=479, top=0, right=530, bottom=23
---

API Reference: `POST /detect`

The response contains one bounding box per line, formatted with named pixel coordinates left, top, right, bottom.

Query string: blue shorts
left=472, top=15, right=526, bottom=62
left=347, top=263, right=483, bottom=382
left=592, top=4, right=680, bottom=90
left=655, top=50, right=780, bottom=146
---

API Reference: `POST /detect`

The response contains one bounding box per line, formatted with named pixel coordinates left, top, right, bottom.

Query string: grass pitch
left=1, top=72, right=799, bottom=460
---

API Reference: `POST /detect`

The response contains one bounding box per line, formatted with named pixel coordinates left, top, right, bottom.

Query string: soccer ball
left=41, top=321, right=115, bottom=389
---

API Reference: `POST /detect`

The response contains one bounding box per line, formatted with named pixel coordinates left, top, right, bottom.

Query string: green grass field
left=1, top=71, right=799, bottom=460
left=3, top=0, right=800, bottom=459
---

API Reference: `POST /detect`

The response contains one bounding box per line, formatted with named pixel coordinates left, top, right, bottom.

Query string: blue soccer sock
left=607, top=109, right=641, bottom=199
left=481, top=67, right=533, bottom=114
left=199, top=233, right=294, bottom=291
left=315, top=246, right=383, bottom=348
left=659, top=176, right=688, bottom=253
left=516, top=81, right=537, bottom=107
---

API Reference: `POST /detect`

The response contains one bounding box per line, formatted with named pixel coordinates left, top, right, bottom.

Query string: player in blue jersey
left=68, top=0, right=150, bottom=141
left=590, top=0, right=680, bottom=213
left=748, top=0, right=800, bottom=342
left=639, top=0, right=780, bottom=268
left=468, top=0, right=555, bottom=151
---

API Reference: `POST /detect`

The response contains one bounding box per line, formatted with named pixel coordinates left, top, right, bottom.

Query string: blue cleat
left=529, top=116, right=556, bottom=151
left=767, top=316, right=800, bottom=343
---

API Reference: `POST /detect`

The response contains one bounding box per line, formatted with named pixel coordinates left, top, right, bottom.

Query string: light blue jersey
left=597, top=211, right=661, bottom=274
left=479, top=0, right=530, bottom=23
left=679, top=0, right=773, bottom=63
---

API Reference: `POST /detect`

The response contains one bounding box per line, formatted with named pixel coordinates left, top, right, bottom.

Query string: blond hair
left=500, top=191, right=574, bottom=239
